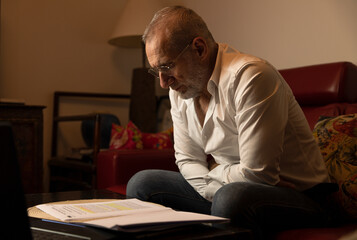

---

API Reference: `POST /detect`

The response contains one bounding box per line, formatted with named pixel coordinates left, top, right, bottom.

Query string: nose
left=159, top=72, right=174, bottom=89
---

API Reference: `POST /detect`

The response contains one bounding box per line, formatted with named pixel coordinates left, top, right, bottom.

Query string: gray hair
left=142, top=6, right=215, bottom=52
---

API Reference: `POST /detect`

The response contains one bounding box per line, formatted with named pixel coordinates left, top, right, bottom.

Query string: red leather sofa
left=97, top=61, right=357, bottom=239
left=97, top=148, right=176, bottom=195
left=273, top=62, right=357, bottom=239
left=279, top=61, right=357, bottom=130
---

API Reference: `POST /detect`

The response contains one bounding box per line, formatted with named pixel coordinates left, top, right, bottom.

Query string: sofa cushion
left=344, top=104, right=357, bottom=115
left=109, top=121, right=173, bottom=150
left=302, top=103, right=357, bottom=130
left=312, top=113, right=357, bottom=219
left=274, top=224, right=357, bottom=240
left=142, top=127, right=173, bottom=150
left=302, top=104, right=341, bottom=130
left=109, top=121, right=143, bottom=150
left=97, top=149, right=177, bottom=192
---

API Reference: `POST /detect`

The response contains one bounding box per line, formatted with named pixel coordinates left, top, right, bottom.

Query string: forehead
left=145, top=35, right=173, bottom=67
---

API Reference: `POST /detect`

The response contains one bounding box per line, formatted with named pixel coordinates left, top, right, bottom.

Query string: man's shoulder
left=218, top=43, right=269, bottom=79
left=219, top=43, right=265, bottom=66
left=216, top=44, right=270, bottom=83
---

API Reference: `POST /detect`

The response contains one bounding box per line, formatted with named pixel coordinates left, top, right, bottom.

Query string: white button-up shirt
left=170, top=43, right=329, bottom=201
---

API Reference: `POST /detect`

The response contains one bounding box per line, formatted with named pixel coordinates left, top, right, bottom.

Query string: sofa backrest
left=279, top=62, right=357, bottom=105
left=279, top=62, right=357, bottom=129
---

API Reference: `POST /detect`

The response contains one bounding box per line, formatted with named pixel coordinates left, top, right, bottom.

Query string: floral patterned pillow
left=109, top=122, right=173, bottom=150
left=109, top=121, right=143, bottom=150
left=313, top=113, right=357, bottom=219
left=142, top=127, right=173, bottom=149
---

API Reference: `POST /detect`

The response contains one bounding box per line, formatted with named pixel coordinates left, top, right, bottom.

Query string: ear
left=192, top=37, right=208, bottom=60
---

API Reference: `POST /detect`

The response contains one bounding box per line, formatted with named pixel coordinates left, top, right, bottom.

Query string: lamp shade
left=108, top=0, right=170, bottom=48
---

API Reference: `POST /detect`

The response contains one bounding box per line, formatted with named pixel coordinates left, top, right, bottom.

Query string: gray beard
left=178, top=87, right=200, bottom=99
left=179, top=67, right=208, bottom=100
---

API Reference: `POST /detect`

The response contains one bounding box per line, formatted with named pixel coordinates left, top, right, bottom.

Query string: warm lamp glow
left=108, top=0, right=169, bottom=48
left=108, top=0, right=184, bottom=132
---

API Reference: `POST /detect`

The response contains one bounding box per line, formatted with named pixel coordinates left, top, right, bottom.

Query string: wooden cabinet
left=0, top=105, right=45, bottom=193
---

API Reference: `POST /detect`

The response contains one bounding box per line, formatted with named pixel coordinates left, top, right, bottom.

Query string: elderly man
left=127, top=6, right=334, bottom=238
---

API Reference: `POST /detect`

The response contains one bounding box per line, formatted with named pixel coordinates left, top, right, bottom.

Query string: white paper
left=36, top=199, right=167, bottom=221
left=36, top=198, right=229, bottom=232
left=84, top=209, right=229, bottom=232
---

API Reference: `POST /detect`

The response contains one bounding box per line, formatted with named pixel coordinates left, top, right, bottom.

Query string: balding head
left=143, top=6, right=215, bottom=53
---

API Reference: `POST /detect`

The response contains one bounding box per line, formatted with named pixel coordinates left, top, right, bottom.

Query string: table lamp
left=108, top=0, right=169, bottom=132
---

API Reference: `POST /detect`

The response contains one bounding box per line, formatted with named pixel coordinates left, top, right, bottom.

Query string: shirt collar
left=207, top=43, right=226, bottom=96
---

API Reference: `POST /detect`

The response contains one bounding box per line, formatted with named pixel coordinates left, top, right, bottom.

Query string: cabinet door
left=0, top=105, right=45, bottom=193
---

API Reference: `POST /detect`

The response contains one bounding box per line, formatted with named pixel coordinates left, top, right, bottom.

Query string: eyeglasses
left=148, top=42, right=192, bottom=79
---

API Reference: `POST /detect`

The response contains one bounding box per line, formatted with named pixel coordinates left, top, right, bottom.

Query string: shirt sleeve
left=213, top=61, right=289, bottom=186
left=169, top=90, right=210, bottom=197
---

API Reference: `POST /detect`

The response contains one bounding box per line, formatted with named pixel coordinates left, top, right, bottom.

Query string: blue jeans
left=127, top=170, right=331, bottom=239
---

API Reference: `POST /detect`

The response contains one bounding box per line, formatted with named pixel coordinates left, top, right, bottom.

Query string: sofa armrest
left=96, top=149, right=177, bottom=190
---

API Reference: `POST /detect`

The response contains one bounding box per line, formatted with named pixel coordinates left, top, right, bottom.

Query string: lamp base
left=129, top=68, right=157, bottom=133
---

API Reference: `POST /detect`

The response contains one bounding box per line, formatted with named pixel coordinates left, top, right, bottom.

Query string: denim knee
left=211, top=182, right=269, bottom=239
left=126, top=169, right=155, bottom=200
left=211, top=182, right=254, bottom=220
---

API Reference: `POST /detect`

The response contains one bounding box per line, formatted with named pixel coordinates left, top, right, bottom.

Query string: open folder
left=29, top=198, right=229, bottom=232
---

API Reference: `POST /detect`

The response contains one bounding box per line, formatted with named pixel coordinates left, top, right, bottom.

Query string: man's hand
left=207, top=155, right=218, bottom=170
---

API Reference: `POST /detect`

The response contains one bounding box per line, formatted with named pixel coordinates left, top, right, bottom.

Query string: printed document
left=35, top=198, right=229, bottom=232
left=36, top=199, right=168, bottom=221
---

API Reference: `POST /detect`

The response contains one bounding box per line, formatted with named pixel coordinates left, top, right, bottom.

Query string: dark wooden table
left=26, top=190, right=252, bottom=239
